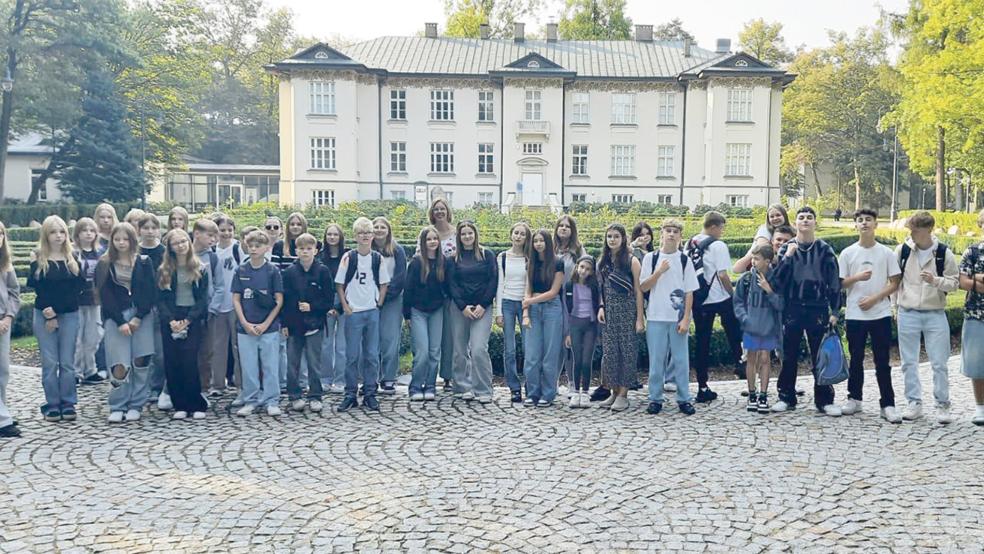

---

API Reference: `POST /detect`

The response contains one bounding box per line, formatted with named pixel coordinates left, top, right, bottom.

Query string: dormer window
left=527, top=60, right=540, bottom=68
left=314, top=51, right=329, bottom=59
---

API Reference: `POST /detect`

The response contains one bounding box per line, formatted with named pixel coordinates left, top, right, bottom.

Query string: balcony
left=515, top=120, right=550, bottom=139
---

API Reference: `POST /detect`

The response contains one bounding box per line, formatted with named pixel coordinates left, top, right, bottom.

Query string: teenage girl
left=564, top=256, right=600, bottom=408
left=168, top=206, right=189, bottom=232
left=93, top=203, right=118, bottom=253
left=495, top=222, right=531, bottom=403
left=73, top=218, right=104, bottom=384
left=521, top=229, right=565, bottom=407
left=273, top=212, right=312, bottom=270
left=319, top=223, right=348, bottom=393
left=404, top=226, right=450, bottom=401
left=0, top=221, right=22, bottom=437
left=428, top=198, right=456, bottom=391
left=372, top=216, right=407, bottom=394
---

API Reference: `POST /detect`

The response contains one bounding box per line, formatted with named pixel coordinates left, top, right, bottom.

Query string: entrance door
left=520, top=173, right=543, bottom=206
left=217, top=183, right=244, bottom=207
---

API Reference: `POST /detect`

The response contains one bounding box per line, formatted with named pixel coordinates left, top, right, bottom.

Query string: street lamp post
left=890, top=127, right=898, bottom=221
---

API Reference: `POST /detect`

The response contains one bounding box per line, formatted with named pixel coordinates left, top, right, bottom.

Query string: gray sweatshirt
left=0, top=268, right=21, bottom=322
left=733, top=266, right=783, bottom=343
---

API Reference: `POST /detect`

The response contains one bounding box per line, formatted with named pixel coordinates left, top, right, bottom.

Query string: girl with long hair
left=495, top=222, right=532, bottom=403
left=93, top=203, right=118, bottom=253
left=564, top=255, right=600, bottom=408
left=28, top=215, right=85, bottom=422
left=630, top=221, right=655, bottom=262
left=273, top=212, right=312, bottom=270
left=0, top=222, right=22, bottom=436
left=372, top=216, right=408, bottom=394
left=755, top=204, right=790, bottom=245
left=167, top=206, right=189, bottom=232
left=428, top=197, right=456, bottom=391
left=521, top=229, right=565, bottom=407
left=404, top=226, right=450, bottom=400
left=554, top=215, right=587, bottom=282
left=319, top=223, right=349, bottom=394
left=73, top=218, right=104, bottom=384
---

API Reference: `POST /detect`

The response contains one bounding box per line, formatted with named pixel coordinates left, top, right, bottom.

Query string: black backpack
left=685, top=235, right=719, bottom=308
left=643, top=250, right=689, bottom=303
left=899, top=242, right=948, bottom=277
left=343, top=249, right=382, bottom=288
left=212, top=242, right=242, bottom=265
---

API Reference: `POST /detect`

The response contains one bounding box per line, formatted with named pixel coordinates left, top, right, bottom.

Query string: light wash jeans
left=898, top=308, right=950, bottom=408
left=524, top=297, right=564, bottom=402
left=0, top=329, right=12, bottom=428
left=344, top=309, right=380, bottom=398
left=321, top=313, right=346, bottom=387
left=34, top=309, right=80, bottom=414
left=410, top=307, right=443, bottom=394
left=278, top=333, right=288, bottom=391
left=106, top=307, right=153, bottom=412
left=450, top=305, right=494, bottom=398
left=74, top=304, right=102, bottom=378
left=438, top=299, right=454, bottom=382
left=646, top=321, right=693, bottom=404
left=499, top=298, right=526, bottom=393
left=239, top=331, right=281, bottom=408
left=379, top=293, right=404, bottom=385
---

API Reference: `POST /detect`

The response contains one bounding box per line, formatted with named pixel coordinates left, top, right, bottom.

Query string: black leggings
left=161, top=318, right=207, bottom=413
left=568, top=316, right=598, bottom=391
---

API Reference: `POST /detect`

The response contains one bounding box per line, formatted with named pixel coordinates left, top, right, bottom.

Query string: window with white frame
left=657, top=91, right=675, bottom=125
left=571, top=92, right=589, bottom=124
left=478, top=91, right=494, bottom=122
left=727, top=194, right=749, bottom=208
left=525, top=90, right=542, bottom=121
left=656, top=194, right=673, bottom=205
left=390, top=142, right=406, bottom=172
left=611, top=93, right=637, bottom=124
left=391, top=190, right=407, bottom=201
left=478, top=143, right=494, bottom=174
left=390, top=89, right=406, bottom=120
left=478, top=192, right=494, bottom=205
left=656, top=146, right=675, bottom=177
left=312, top=189, right=335, bottom=207
left=572, top=145, right=588, bottom=175
left=612, top=194, right=634, bottom=204
left=522, top=142, right=543, bottom=155
left=444, top=191, right=454, bottom=204
left=725, top=143, right=752, bottom=176
left=571, top=193, right=587, bottom=203
left=310, top=137, right=336, bottom=169
left=727, top=88, right=753, bottom=121
left=309, top=81, right=336, bottom=115
left=610, top=145, right=635, bottom=176
left=430, top=90, right=454, bottom=121
left=430, top=142, right=454, bottom=173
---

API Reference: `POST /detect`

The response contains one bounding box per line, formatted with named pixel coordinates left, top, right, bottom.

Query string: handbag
left=815, top=324, right=849, bottom=386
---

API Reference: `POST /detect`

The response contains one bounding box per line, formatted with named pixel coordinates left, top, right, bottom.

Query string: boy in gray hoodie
left=734, top=243, right=783, bottom=413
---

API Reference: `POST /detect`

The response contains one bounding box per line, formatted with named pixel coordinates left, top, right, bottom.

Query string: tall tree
left=653, top=18, right=694, bottom=42
left=738, top=18, right=793, bottom=66
left=443, top=0, right=544, bottom=38
left=558, top=0, right=631, bottom=40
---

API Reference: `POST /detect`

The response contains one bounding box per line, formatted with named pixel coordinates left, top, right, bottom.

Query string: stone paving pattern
left=1, top=358, right=983, bottom=553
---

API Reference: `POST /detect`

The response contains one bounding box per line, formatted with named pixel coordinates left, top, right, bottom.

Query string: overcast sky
left=270, top=0, right=909, bottom=52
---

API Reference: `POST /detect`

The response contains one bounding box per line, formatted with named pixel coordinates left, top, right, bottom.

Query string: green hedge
left=0, top=202, right=143, bottom=228
left=898, top=210, right=982, bottom=236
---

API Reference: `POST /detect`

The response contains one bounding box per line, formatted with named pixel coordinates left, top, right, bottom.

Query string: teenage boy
left=210, top=215, right=242, bottom=397
left=838, top=209, right=902, bottom=423
left=894, top=211, right=959, bottom=423
left=640, top=219, right=698, bottom=416
left=690, top=211, right=744, bottom=402
left=335, top=217, right=391, bottom=412
left=136, top=213, right=168, bottom=406
left=192, top=218, right=226, bottom=392
left=733, top=224, right=796, bottom=274
left=232, top=230, right=284, bottom=417
left=282, top=233, right=333, bottom=413
left=770, top=207, right=842, bottom=416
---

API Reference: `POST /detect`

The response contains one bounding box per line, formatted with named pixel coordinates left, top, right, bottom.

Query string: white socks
left=976, top=405, right=984, bottom=418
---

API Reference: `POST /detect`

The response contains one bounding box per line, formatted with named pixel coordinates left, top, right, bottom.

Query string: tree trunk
left=854, top=164, right=862, bottom=211
left=810, top=164, right=823, bottom=195
left=0, top=0, right=26, bottom=203
left=935, top=126, right=945, bottom=211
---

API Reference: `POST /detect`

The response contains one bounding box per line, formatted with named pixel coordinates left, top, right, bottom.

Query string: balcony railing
left=515, top=120, right=550, bottom=138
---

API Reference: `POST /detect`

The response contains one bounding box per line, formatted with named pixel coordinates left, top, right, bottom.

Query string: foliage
left=443, top=0, right=543, bottom=38
left=557, top=0, right=631, bottom=40
left=652, top=18, right=694, bottom=42
left=0, top=202, right=142, bottom=227
left=897, top=209, right=984, bottom=236
left=737, top=18, right=793, bottom=66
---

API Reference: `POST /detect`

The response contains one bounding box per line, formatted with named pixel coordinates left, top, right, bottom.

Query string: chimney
left=479, top=23, right=490, bottom=40
left=634, top=24, right=653, bottom=42
left=425, top=22, right=438, bottom=39
left=683, top=38, right=692, bottom=57
left=546, top=22, right=558, bottom=42
left=514, top=22, right=525, bottom=42
left=715, top=38, right=731, bottom=53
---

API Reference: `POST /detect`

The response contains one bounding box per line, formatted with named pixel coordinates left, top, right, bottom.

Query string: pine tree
left=54, top=69, right=144, bottom=203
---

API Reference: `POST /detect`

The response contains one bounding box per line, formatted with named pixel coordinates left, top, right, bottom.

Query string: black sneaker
left=337, top=396, right=358, bottom=412
left=44, top=410, right=61, bottom=422
left=61, top=408, right=77, bottom=421
left=757, top=393, right=770, bottom=414
left=81, top=373, right=106, bottom=385
left=510, top=390, right=522, bottom=403
left=646, top=402, right=663, bottom=415
left=380, top=382, right=396, bottom=395
left=679, top=402, right=696, bottom=415
left=740, top=390, right=750, bottom=397
left=590, top=386, right=611, bottom=402
left=442, top=380, right=453, bottom=392
left=695, top=388, right=718, bottom=403
left=363, top=396, right=380, bottom=411
left=0, top=425, right=21, bottom=437
left=747, top=392, right=758, bottom=412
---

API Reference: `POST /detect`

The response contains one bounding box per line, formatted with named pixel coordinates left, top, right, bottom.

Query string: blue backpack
left=815, top=326, right=849, bottom=386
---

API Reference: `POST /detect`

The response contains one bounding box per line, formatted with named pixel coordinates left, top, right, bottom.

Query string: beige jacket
left=894, top=238, right=959, bottom=311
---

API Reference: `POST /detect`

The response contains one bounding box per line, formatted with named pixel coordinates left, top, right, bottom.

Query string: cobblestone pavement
left=1, top=358, right=983, bottom=553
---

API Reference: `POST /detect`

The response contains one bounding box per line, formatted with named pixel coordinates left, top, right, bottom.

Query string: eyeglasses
left=265, top=225, right=280, bottom=231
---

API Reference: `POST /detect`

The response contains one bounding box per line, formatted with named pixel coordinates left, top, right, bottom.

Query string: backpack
left=899, top=242, right=947, bottom=277
left=685, top=235, right=719, bottom=308
left=500, top=251, right=527, bottom=275
left=643, top=250, right=689, bottom=303
left=343, top=249, right=382, bottom=288
left=212, top=242, right=242, bottom=265
left=815, top=325, right=849, bottom=386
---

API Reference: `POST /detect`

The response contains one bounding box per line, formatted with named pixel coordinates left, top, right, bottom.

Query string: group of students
left=2, top=200, right=984, bottom=438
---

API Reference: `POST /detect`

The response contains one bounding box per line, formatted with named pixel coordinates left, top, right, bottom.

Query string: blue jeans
left=238, top=331, right=281, bottom=407
left=410, top=308, right=443, bottom=394
left=34, top=309, right=80, bottom=414
left=500, top=298, right=526, bottom=393
left=321, top=313, right=346, bottom=386
left=344, top=308, right=380, bottom=398
left=898, top=308, right=950, bottom=408
left=278, top=333, right=288, bottom=390
left=646, top=321, right=693, bottom=404
left=524, top=297, right=563, bottom=402
left=379, top=293, right=403, bottom=384
left=287, top=329, right=324, bottom=400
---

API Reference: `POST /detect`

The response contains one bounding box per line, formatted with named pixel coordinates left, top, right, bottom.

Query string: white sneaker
left=291, top=399, right=306, bottom=412
left=477, top=396, right=493, bottom=404
left=329, top=384, right=346, bottom=394
left=309, top=400, right=323, bottom=413
left=822, top=404, right=842, bottom=417
left=423, top=390, right=436, bottom=401
left=462, top=391, right=475, bottom=401
left=125, top=409, right=142, bottom=422
left=192, top=411, right=206, bottom=420
left=523, top=397, right=535, bottom=407
left=157, top=392, right=173, bottom=411
left=569, top=393, right=581, bottom=408
left=841, top=399, right=863, bottom=415
left=902, top=401, right=923, bottom=421
left=580, top=392, right=592, bottom=408
left=172, top=411, right=187, bottom=420
left=236, top=405, right=255, bottom=417
left=771, top=400, right=790, bottom=413
left=936, top=406, right=954, bottom=425
left=230, top=396, right=245, bottom=408
left=107, top=411, right=124, bottom=424
left=266, top=405, right=282, bottom=417
left=410, top=392, right=425, bottom=401
left=881, top=406, right=902, bottom=424
left=663, top=382, right=677, bottom=393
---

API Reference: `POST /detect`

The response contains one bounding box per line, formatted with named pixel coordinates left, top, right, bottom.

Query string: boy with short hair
left=232, top=230, right=284, bottom=416
left=136, top=213, right=167, bottom=405
left=282, top=233, right=334, bottom=413
left=192, top=218, right=226, bottom=392
left=640, top=219, right=698, bottom=416
left=894, top=211, right=959, bottom=423
left=335, top=217, right=391, bottom=412
left=211, top=215, right=242, bottom=398
left=838, top=209, right=902, bottom=423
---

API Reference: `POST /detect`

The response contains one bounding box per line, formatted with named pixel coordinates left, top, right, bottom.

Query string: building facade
left=267, top=23, right=794, bottom=210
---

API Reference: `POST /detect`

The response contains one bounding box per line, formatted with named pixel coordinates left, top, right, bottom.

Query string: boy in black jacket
left=282, top=233, right=334, bottom=413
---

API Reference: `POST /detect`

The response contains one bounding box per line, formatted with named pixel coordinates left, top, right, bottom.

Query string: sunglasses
left=265, top=225, right=281, bottom=231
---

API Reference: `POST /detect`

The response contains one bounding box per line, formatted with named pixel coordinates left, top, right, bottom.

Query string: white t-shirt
left=754, top=224, right=772, bottom=243
left=691, top=233, right=732, bottom=305
left=495, top=251, right=528, bottom=316
left=641, top=250, right=700, bottom=323
left=838, top=242, right=901, bottom=321
left=213, top=241, right=240, bottom=313
left=915, top=244, right=934, bottom=268
left=335, top=251, right=392, bottom=313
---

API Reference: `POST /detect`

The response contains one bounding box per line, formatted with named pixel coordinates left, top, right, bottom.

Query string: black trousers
left=161, top=318, right=208, bottom=413
left=779, top=306, right=833, bottom=409
left=846, top=317, right=895, bottom=407
left=568, top=316, right=598, bottom=391
left=693, top=297, right=743, bottom=387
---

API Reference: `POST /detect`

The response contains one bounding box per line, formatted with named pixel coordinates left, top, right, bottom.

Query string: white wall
left=2, top=154, right=61, bottom=202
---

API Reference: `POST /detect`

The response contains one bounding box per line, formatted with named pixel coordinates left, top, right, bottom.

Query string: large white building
left=267, top=23, right=794, bottom=210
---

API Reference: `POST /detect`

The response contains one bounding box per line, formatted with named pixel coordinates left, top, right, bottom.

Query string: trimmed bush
left=0, top=202, right=143, bottom=228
